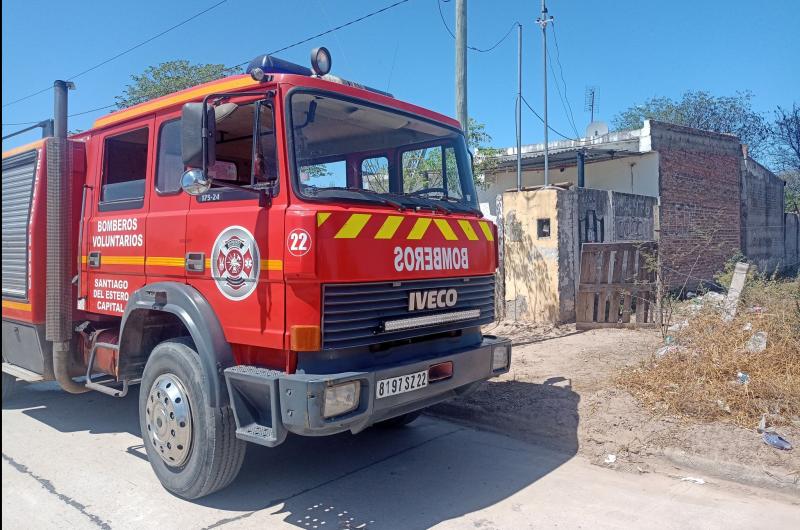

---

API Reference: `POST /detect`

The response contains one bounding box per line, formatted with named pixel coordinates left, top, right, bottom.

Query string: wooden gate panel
left=576, top=242, right=657, bottom=330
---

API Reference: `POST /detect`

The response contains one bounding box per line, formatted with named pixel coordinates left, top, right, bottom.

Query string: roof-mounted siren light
left=246, top=48, right=332, bottom=81
left=247, top=54, right=313, bottom=81
left=310, top=47, right=332, bottom=76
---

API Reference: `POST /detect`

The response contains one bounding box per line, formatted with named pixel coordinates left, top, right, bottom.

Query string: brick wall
left=740, top=157, right=786, bottom=274
left=650, top=121, right=742, bottom=290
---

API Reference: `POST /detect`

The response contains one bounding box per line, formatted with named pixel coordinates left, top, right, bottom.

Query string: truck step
left=236, top=423, right=278, bottom=445
left=85, top=377, right=139, bottom=398
left=224, top=365, right=287, bottom=447
left=2, top=362, right=44, bottom=382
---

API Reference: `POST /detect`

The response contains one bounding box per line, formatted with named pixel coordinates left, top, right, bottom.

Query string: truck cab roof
left=90, top=73, right=462, bottom=134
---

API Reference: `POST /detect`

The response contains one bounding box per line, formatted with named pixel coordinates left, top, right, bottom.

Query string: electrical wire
left=550, top=22, right=579, bottom=137
left=2, top=104, right=118, bottom=128
left=521, top=96, right=579, bottom=141
left=436, top=0, right=517, bottom=53
left=547, top=46, right=580, bottom=139
left=2, top=0, right=228, bottom=109
left=4, top=0, right=415, bottom=128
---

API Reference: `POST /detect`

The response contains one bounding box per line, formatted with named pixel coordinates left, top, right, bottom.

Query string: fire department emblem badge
left=211, top=226, right=260, bottom=301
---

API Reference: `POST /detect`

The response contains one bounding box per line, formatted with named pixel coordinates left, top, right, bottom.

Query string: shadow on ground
left=4, top=379, right=579, bottom=529
left=430, top=378, right=582, bottom=454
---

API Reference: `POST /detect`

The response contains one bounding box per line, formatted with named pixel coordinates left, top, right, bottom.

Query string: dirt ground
left=431, top=320, right=800, bottom=492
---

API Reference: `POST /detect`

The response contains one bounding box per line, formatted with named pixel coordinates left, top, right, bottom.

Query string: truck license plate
left=376, top=370, right=428, bottom=399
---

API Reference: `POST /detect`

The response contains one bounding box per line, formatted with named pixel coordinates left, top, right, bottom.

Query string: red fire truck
left=1, top=48, right=510, bottom=499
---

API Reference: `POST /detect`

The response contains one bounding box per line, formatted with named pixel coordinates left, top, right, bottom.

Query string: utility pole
left=455, top=0, right=468, bottom=138
left=536, top=0, right=553, bottom=187
left=516, top=23, right=522, bottom=191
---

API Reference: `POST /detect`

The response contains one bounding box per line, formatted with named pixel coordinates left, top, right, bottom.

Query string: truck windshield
left=289, top=92, right=479, bottom=213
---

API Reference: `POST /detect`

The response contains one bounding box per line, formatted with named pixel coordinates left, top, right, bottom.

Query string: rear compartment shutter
left=2, top=150, right=38, bottom=299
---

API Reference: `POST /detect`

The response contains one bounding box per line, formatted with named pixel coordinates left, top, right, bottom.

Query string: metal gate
left=576, top=242, right=658, bottom=329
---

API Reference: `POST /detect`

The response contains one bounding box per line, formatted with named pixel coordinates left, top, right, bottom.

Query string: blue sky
left=3, top=0, right=799, bottom=151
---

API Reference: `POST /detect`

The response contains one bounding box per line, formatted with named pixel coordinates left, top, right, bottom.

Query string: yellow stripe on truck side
left=374, top=216, right=404, bottom=239
left=433, top=219, right=459, bottom=240
left=2, top=300, right=32, bottom=312
left=317, top=212, right=331, bottom=227
left=146, top=257, right=185, bottom=267
left=407, top=217, right=432, bottom=240
left=102, top=256, right=145, bottom=265
left=457, top=220, right=479, bottom=241
left=335, top=213, right=372, bottom=239
left=260, top=259, right=283, bottom=271
left=478, top=221, right=494, bottom=241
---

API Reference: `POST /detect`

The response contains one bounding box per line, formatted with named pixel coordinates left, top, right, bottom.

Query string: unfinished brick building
left=482, top=120, right=797, bottom=323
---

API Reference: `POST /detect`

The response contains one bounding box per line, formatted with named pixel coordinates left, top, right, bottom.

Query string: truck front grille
left=322, top=275, right=495, bottom=350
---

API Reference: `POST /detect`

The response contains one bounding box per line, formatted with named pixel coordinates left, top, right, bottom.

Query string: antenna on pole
left=536, top=0, right=553, bottom=187
left=584, top=86, right=598, bottom=124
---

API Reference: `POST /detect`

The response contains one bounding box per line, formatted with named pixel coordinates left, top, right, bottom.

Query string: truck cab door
left=184, top=99, right=286, bottom=364
left=145, top=114, right=190, bottom=282
left=85, top=118, right=153, bottom=316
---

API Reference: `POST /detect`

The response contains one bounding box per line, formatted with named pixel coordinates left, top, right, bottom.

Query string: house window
left=100, top=128, right=148, bottom=211
left=537, top=218, right=551, bottom=239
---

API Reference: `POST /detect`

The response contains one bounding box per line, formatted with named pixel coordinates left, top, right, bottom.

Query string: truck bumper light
left=428, top=361, right=453, bottom=382
left=383, top=309, right=480, bottom=332
left=291, top=325, right=321, bottom=351
left=492, top=345, right=510, bottom=371
left=323, top=381, right=360, bottom=418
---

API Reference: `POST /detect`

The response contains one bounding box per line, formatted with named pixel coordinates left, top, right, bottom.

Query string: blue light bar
left=246, top=55, right=312, bottom=77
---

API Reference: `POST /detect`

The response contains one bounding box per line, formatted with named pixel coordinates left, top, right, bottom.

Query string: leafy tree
left=772, top=104, right=800, bottom=173
left=360, top=117, right=501, bottom=194
left=613, top=91, right=771, bottom=161
left=115, top=60, right=227, bottom=109
left=468, top=118, right=503, bottom=186
left=772, top=104, right=800, bottom=213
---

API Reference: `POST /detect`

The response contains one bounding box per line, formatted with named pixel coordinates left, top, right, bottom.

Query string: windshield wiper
left=348, top=187, right=407, bottom=210
left=389, top=192, right=451, bottom=215
left=321, top=187, right=406, bottom=211
left=431, top=196, right=483, bottom=217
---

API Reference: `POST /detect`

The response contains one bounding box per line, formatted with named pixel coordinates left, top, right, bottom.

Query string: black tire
left=2, top=372, right=17, bottom=405
left=376, top=410, right=422, bottom=428
left=139, top=338, right=245, bottom=499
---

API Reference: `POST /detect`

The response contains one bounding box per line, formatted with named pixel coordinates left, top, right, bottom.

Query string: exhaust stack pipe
left=47, top=80, right=87, bottom=393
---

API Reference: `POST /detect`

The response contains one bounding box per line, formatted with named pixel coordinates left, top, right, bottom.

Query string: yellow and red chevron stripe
left=315, top=212, right=495, bottom=241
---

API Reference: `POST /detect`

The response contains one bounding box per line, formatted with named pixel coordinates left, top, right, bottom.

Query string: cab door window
left=100, top=127, right=148, bottom=211
left=155, top=119, right=182, bottom=194
left=212, top=101, right=279, bottom=191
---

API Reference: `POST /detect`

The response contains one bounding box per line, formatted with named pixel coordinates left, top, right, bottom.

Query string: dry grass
left=619, top=277, right=800, bottom=429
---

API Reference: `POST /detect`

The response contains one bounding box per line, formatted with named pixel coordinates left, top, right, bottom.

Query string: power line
left=547, top=47, right=579, bottom=138
left=2, top=0, right=228, bottom=109
left=5, top=0, right=416, bottom=129
left=521, top=95, right=578, bottom=141
left=436, top=0, right=517, bottom=53
left=272, top=0, right=415, bottom=57
left=3, top=104, right=119, bottom=128
left=550, top=22, right=579, bottom=136
left=181, top=0, right=418, bottom=81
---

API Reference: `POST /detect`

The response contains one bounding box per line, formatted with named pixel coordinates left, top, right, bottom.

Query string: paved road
left=2, top=381, right=798, bottom=529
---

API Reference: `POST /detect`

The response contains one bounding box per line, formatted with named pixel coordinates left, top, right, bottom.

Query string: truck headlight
left=323, top=381, right=360, bottom=418
left=492, top=345, right=510, bottom=371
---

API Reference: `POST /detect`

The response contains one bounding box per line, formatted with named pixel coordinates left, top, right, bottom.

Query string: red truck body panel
left=3, top=72, right=494, bottom=374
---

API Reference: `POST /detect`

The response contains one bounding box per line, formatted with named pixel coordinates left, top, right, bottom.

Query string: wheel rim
left=146, top=373, right=193, bottom=467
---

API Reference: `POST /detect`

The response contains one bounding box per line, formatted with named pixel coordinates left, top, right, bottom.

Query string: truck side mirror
left=181, top=103, right=216, bottom=169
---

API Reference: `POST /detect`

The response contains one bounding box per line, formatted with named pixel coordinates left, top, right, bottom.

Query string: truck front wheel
left=139, top=338, right=245, bottom=499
